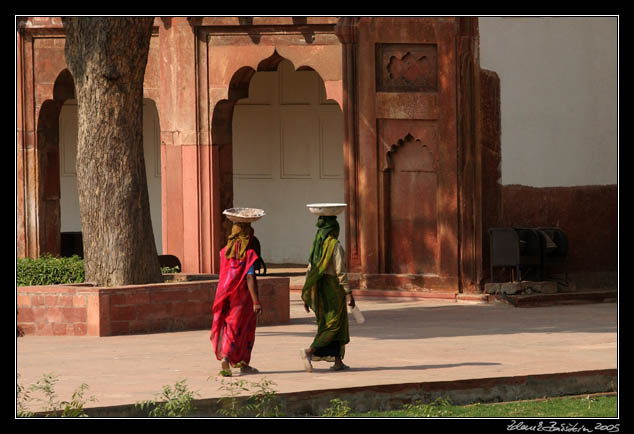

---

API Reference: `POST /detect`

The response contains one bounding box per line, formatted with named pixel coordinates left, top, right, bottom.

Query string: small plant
left=213, top=376, right=283, bottom=417
left=244, top=378, right=283, bottom=417
left=161, top=265, right=181, bottom=274
left=136, top=380, right=200, bottom=417
left=402, top=397, right=453, bottom=417
left=322, top=398, right=351, bottom=417
left=214, top=377, right=252, bottom=417
left=16, top=372, right=96, bottom=417
left=16, top=375, right=34, bottom=417
left=57, top=383, right=95, bottom=417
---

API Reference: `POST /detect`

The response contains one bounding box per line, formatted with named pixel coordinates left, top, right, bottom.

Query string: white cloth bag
left=348, top=305, right=365, bottom=324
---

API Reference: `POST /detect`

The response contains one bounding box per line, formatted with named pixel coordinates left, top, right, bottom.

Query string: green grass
left=347, top=394, right=618, bottom=418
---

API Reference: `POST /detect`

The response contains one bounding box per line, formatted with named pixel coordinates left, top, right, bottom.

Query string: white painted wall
left=479, top=16, right=618, bottom=187
left=59, top=99, right=163, bottom=253
left=232, top=59, right=345, bottom=264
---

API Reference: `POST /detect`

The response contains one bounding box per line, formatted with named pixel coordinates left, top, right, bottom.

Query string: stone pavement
left=16, top=290, right=618, bottom=416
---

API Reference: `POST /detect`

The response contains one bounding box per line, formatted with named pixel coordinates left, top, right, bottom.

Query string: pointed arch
left=34, top=69, right=76, bottom=256
left=210, top=50, right=344, bottom=263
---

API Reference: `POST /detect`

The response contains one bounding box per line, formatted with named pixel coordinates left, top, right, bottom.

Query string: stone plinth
left=17, top=276, right=289, bottom=336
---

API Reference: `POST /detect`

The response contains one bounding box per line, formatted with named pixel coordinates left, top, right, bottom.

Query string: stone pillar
left=457, top=17, right=484, bottom=293
left=338, top=17, right=482, bottom=293
left=159, top=17, right=210, bottom=273
left=335, top=18, right=361, bottom=271
left=16, top=26, right=36, bottom=258
left=16, top=18, right=67, bottom=259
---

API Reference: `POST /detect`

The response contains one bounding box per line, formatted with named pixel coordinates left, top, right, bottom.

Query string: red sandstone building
left=16, top=17, right=618, bottom=295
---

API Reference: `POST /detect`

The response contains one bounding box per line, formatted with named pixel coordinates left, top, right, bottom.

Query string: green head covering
left=308, top=216, right=340, bottom=266
left=302, top=216, right=341, bottom=306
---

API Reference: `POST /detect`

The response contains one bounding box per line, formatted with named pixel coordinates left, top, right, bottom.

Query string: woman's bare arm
left=246, top=274, right=262, bottom=314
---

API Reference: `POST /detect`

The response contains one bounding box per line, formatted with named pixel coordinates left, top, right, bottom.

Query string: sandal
left=330, top=363, right=350, bottom=371
left=239, top=365, right=259, bottom=374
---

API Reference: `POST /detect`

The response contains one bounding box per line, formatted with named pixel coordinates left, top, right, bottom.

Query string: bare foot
left=219, top=358, right=232, bottom=377
left=300, top=349, right=313, bottom=372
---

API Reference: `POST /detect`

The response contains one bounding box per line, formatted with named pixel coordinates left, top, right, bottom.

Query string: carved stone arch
left=259, top=50, right=343, bottom=109
left=383, top=133, right=438, bottom=173
left=212, top=49, right=344, bottom=243
left=257, top=49, right=286, bottom=72
left=228, top=66, right=257, bottom=102
left=35, top=69, right=77, bottom=256
left=53, top=69, right=76, bottom=101
left=179, top=22, right=345, bottom=273
left=211, top=52, right=285, bottom=240
left=275, top=46, right=343, bottom=108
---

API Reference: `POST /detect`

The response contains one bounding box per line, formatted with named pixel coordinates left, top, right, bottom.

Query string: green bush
left=17, top=255, right=86, bottom=286
left=17, top=255, right=180, bottom=286
left=161, top=265, right=181, bottom=274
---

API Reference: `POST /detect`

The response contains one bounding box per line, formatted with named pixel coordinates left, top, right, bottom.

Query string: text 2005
left=595, top=423, right=619, bottom=433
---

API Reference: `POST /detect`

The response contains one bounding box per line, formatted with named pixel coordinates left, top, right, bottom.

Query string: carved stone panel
left=376, top=43, right=438, bottom=92
left=388, top=134, right=439, bottom=275
left=378, top=119, right=440, bottom=275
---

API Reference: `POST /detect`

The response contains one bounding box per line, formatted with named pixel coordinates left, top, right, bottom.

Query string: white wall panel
left=479, top=17, right=618, bottom=187
left=233, top=59, right=344, bottom=264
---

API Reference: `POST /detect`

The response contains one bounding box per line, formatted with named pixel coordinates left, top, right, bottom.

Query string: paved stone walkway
left=16, top=289, right=617, bottom=415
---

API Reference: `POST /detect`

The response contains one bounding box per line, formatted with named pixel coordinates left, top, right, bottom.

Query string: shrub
left=322, top=398, right=351, bottom=417
left=17, top=255, right=179, bottom=286
left=161, top=265, right=181, bottom=274
left=17, top=255, right=86, bottom=286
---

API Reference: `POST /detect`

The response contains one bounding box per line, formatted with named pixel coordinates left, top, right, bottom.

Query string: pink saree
left=210, top=246, right=259, bottom=367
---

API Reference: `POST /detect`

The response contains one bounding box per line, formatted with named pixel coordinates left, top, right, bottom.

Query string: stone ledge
left=17, top=275, right=290, bottom=336
left=490, top=289, right=618, bottom=308
left=71, top=369, right=617, bottom=417
left=484, top=280, right=560, bottom=296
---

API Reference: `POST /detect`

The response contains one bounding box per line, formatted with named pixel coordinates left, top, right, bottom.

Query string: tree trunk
left=63, top=17, right=162, bottom=286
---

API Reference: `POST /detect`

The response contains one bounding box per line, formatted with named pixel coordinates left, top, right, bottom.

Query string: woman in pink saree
left=210, top=222, right=262, bottom=376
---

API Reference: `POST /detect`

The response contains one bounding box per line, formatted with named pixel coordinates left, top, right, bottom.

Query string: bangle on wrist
left=253, top=301, right=261, bottom=305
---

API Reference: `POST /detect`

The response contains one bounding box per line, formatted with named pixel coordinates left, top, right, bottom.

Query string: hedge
left=17, top=255, right=180, bottom=286
left=17, top=255, right=86, bottom=286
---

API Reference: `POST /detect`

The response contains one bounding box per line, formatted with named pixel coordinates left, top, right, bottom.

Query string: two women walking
left=210, top=204, right=354, bottom=377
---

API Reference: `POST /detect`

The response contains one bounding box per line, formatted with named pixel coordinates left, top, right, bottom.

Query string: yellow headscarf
left=224, top=222, right=254, bottom=260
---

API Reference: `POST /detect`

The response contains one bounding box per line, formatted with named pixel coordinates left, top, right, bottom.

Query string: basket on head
left=223, top=207, right=266, bottom=223
left=306, top=203, right=347, bottom=216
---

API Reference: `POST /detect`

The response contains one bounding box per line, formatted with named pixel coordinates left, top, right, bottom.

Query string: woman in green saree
left=300, top=215, right=355, bottom=372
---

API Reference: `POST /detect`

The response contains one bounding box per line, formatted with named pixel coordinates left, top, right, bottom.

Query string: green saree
left=302, top=217, right=350, bottom=360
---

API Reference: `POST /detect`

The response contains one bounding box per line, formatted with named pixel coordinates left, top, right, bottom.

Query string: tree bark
left=63, top=17, right=162, bottom=286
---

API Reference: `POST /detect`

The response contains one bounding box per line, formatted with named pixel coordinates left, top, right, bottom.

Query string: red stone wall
left=348, top=18, right=466, bottom=288
left=479, top=70, right=618, bottom=287
left=17, top=284, right=94, bottom=336
left=498, top=185, right=618, bottom=275
left=17, top=276, right=290, bottom=336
